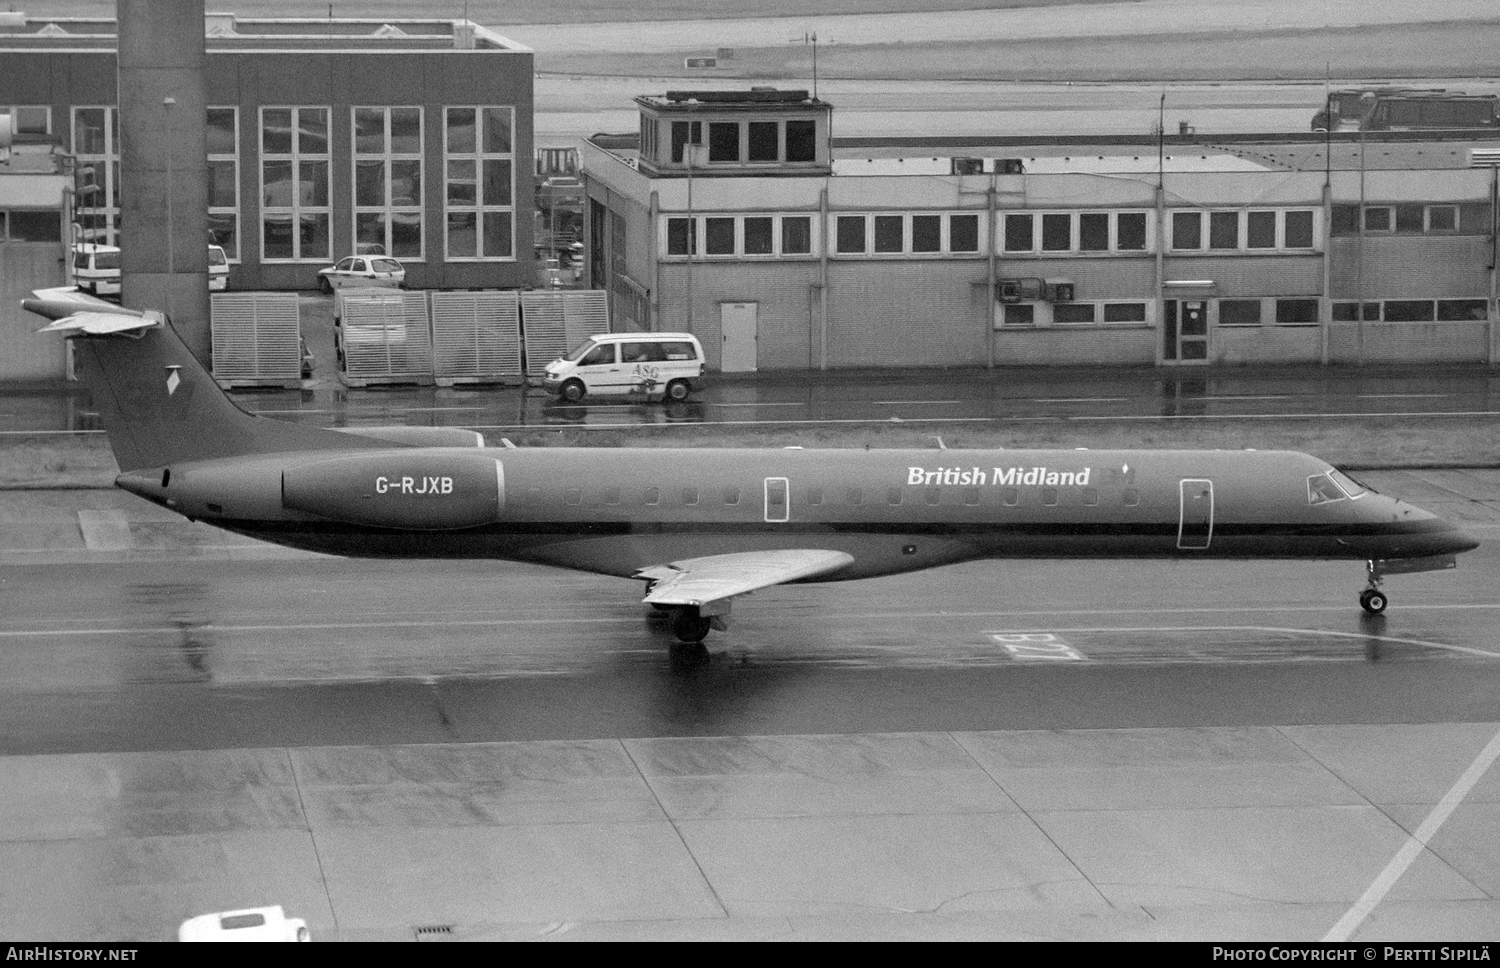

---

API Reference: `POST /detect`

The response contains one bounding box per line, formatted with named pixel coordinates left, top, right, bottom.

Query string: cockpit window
left=1308, top=473, right=1346, bottom=505
left=1329, top=469, right=1369, bottom=498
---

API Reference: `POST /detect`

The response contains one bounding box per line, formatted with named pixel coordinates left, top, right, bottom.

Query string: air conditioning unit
left=997, top=280, right=1023, bottom=303
left=951, top=157, right=984, bottom=175
left=996, top=158, right=1024, bottom=174
left=1045, top=279, right=1076, bottom=302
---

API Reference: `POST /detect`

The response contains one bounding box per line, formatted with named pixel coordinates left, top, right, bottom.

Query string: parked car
left=317, top=255, right=405, bottom=293
left=543, top=332, right=705, bottom=403
left=207, top=244, right=229, bottom=291
left=71, top=243, right=121, bottom=298
left=178, top=905, right=309, bottom=942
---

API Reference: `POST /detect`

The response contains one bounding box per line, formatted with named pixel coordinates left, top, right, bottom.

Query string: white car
left=317, top=255, right=405, bottom=294
left=178, top=905, right=310, bottom=942
left=207, top=245, right=229, bottom=291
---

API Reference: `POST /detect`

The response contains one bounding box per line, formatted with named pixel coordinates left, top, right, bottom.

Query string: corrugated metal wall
left=1212, top=326, right=1321, bottom=364
left=0, top=244, right=68, bottom=382
left=994, top=328, right=1156, bottom=366
left=1327, top=322, right=1490, bottom=363
left=1329, top=237, right=1492, bottom=297
left=825, top=261, right=987, bottom=368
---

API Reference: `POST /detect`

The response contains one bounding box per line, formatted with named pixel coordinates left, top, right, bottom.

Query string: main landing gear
left=672, top=607, right=713, bottom=644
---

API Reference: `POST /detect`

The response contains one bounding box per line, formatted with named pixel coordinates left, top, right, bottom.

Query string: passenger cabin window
left=846, top=488, right=862, bottom=506
left=603, top=487, right=620, bottom=505
left=723, top=488, right=740, bottom=505
left=1082, top=487, right=1099, bottom=507
left=565, top=487, right=582, bottom=505
left=1041, top=488, right=1058, bottom=506
left=1123, top=488, right=1140, bottom=506
left=682, top=487, right=699, bottom=506
left=962, top=487, right=981, bottom=506
left=924, top=486, right=941, bottom=506
left=1002, top=488, right=1019, bottom=506
left=643, top=487, right=659, bottom=505
left=887, top=487, right=903, bottom=506
left=806, top=487, right=824, bottom=505
left=1308, top=473, right=1347, bottom=505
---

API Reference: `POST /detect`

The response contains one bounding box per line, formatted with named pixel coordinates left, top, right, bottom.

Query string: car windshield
left=371, top=259, right=402, bottom=272
left=93, top=251, right=121, bottom=270
left=208, top=248, right=226, bottom=265
left=564, top=339, right=601, bottom=362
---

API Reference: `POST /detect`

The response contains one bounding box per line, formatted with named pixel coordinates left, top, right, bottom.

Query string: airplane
left=23, top=293, right=1479, bottom=645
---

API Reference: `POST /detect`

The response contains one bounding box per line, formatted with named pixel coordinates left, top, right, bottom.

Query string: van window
left=578, top=344, right=615, bottom=366
left=95, top=251, right=120, bottom=270
left=620, top=341, right=666, bottom=363
left=661, top=341, right=696, bottom=361
left=74, top=252, right=90, bottom=269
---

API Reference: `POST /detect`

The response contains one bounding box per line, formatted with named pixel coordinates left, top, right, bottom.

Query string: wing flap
left=638, top=549, right=854, bottom=607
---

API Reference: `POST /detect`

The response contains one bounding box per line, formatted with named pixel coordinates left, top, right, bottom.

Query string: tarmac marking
left=978, top=625, right=1500, bottom=661
left=1323, top=724, right=1500, bottom=942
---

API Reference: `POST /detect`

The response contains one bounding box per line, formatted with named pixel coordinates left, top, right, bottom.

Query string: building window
left=912, top=214, right=941, bottom=253
left=353, top=106, right=423, bottom=259
left=1079, top=212, right=1109, bottom=251
left=444, top=106, right=514, bottom=260
left=670, top=121, right=702, bottom=163
left=667, top=217, right=696, bottom=256
left=705, top=216, right=735, bottom=255
left=748, top=121, right=778, bottom=162
left=1210, top=211, right=1241, bottom=249
left=1002, top=304, right=1035, bottom=328
left=1284, top=210, right=1315, bottom=248
left=1382, top=300, right=1435, bottom=322
left=206, top=107, right=239, bottom=260
left=70, top=106, right=120, bottom=245
left=1219, top=299, right=1262, bottom=326
left=1363, top=206, right=1394, bottom=233
left=1274, top=298, right=1320, bottom=325
left=1102, top=302, right=1148, bottom=324
left=786, top=120, right=817, bottom=162
left=1171, top=211, right=1203, bottom=250
left=950, top=214, right=979, bottom=252
left=874, top=215, right=904, bottom=253
left=260, top=106, right=330, bottom=262
left=1438, top=299, right=1487, bottom=320
left=836, top=215, right=866, bottom=254
left=1052, top=304, right=1097, bottom=325
left=744, top=216, right=773, bottom=255
left=1004, top=213, right=1033, bottom=252
left=1041, top=213, right=1071, bottom=251
left=1117, top=213, right=1147, bottom=250
left=782, top=216, right=812, bottom=254
left=2, top=210, right=60, bottom=242
left=708, top=122, right=740, bottom=163
left=1427, top=205, right=1459, bottom=232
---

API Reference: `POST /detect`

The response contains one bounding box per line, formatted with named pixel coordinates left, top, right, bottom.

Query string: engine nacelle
left=282, top=450, right=505, bottom=530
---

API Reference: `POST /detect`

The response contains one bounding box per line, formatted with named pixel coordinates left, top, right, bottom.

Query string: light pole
left=164, top=96, right=176, bottom=319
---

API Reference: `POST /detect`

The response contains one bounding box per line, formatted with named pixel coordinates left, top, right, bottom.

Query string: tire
left=672, top=609, right=712, bottom=643
left=560, top=380, right=586, bottom=403
left=665, top=379, right=691, bottom=403
left=1360, top=589, right=1388, bottom=614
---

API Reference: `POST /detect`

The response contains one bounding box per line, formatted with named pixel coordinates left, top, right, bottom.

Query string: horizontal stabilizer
left=639, top=549, right=855, bottom=608
left=33, top=309, right=161, bottom=336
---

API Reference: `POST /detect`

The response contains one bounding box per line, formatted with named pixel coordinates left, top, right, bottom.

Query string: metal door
left=720, top=301, right=758, bottom=372
left=764, top=477, right=789, bottom=523
left=1164, top=300, right=1209, bottom=363
left=1178, top=478, right=1213, bottom=550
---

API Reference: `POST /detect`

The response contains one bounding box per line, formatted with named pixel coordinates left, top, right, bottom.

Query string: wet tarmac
left=0, top=470, right=1497, bottom=940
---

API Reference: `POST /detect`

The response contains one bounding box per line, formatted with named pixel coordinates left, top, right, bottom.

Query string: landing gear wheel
left=672, top=608, right=712, bottom=643
left=665, top=379, right=691, bottom=403
left=1360, top=588, right=1388, bottom=615
left=560, top=380, right=585, bottom=403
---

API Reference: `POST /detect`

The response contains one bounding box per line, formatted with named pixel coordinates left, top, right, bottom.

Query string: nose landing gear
left=1360, top=560, right=1389, bottom=614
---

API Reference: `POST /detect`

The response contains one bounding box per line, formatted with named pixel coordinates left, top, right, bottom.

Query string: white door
left=720, top=302, right=758, bottom=372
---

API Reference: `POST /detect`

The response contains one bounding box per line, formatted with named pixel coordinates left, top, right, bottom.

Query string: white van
left=71, top=243, right=121, bottom=297
left=543, top=332, right=705, bottom=403
left=178, top=905, right=309, bottom=942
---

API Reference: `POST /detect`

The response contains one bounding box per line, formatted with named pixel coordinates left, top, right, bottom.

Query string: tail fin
left=25, top=296, right=377, bottom=472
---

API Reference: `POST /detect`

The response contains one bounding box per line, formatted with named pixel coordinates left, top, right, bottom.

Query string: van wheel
left=560, top=380, right=586, bottom=403
left=665, top=379, right=691, bottom=403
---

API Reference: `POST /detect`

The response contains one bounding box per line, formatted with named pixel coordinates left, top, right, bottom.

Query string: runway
left=0, top=471, right=1497, bottom=940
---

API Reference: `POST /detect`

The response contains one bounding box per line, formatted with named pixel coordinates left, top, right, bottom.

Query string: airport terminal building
left=582, top=89, right=1500, bottom=371
left=0, top=11, right=536, bottom=293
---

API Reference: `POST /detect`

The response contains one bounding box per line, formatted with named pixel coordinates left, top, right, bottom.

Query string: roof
left=0, top=13, right=527, bottom=53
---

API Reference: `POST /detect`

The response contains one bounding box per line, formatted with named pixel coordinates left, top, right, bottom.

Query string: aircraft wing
left=637, top=549, right=855, bottom=608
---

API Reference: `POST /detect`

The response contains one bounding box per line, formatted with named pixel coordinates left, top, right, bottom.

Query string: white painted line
left=871, top=399, right=963, bottom=405
left=1198, top=394, right=1294, bottom=401
left=975, top=625, right=1500, bottom=660
left=1032, top=396, right=1132, bottom=403
left=1356, top=393, right=1452, bottom=399
left=1323, top=724, right=1500, bottom=942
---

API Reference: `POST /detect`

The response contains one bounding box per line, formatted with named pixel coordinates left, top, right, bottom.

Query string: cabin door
left=1178, top=479, right=1214, bottom=550
left=764, top=477, right=790, bottom=523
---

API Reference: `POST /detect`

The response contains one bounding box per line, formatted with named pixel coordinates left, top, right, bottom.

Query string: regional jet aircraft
left=24, top=295, right=1478, bottom=643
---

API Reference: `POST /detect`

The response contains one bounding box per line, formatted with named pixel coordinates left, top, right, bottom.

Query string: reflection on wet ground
left=5, top=365, right=1500, bottom=432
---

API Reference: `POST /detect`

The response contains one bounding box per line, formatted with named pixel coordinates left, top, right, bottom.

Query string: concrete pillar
left=117, top=0, right=210, bottom=362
